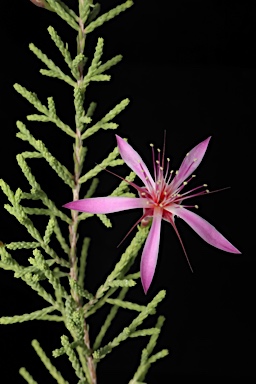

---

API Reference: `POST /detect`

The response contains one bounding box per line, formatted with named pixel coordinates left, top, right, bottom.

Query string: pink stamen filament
left=178, top=184, right=207, bottom=197
left=151, top=145, right=157, bottom=181
left=166, top=170, right=174, bottom=185
left=164, top=158, right=170, bottom=182
left=117, top=213, right=149, bottom=248
left=138, top=162, right=154, bottom=192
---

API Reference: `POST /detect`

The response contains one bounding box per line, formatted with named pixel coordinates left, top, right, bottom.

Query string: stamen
left=164, top=157, right=170, bottom=181
left=117, top=213, right=149, bottom=248
left=171, top=221, right=193, bottom=272
left=100, top=164, right=147, bottom=195
left=193, top=158, right=197, bottom=162
left=179, top=204, right=199, bottom=209
left=179, top=184, right=208, bottom=197
left=151, top=143, right=157, bottom=181
left=166, top=169, right=174, bottom=184
left=157, top=149, right=161, bottom=176
left=177, top=189, right=210, bottom=201
left=162, top=130, right=166, bottom=168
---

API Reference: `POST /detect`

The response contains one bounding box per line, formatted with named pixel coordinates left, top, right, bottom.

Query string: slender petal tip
left=173, top=207, right=241, bottom=254
left=115, top=135, right=155, bottom=187
left=63, top=197, right=148, bottom=214
left=140, top=211, right=163, bottom=293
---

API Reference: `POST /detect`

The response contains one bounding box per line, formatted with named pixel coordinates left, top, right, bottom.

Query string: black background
left=0, top=1, right=254, bottom=383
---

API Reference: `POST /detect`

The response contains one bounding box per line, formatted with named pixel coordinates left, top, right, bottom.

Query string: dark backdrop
left=0, top=1, right=254, bottom=383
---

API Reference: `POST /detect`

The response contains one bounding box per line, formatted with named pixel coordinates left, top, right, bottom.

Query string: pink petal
left=63, top=197, right=148, bottom=214
left=116, top=135, right=155, bottom=189
left=172, top=206, right=241, bottom=254
left=170, top=137, right=211, bottom=191
left=140, top=209, right=163, bottom=293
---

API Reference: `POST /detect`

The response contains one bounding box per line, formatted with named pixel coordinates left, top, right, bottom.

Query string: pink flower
left=64, top=135, right=240, bottom=293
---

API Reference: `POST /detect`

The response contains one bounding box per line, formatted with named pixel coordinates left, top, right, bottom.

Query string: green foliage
left=92, top=290, right=166, bottom=361
left=31, top=340, right=69, bottom=384
left=1, top=1, right=168, bottom=383
left=19, top=367, right=38, bottom=384
left=78, top=146, right=123, bottom=184
left=85, top=0, right=134, bottom=34
left=16, top=121, right=75, bottom=188
left=60, top=335, right=86, bottom=381
left=14, top=83, right=75, bottom=137
left=81, top=98, right=130, bottom=139
left=0, top=306, right=61, bottom=324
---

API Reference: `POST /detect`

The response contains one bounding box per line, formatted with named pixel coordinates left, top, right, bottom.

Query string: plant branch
left=68, top=2, right=97, bottom=383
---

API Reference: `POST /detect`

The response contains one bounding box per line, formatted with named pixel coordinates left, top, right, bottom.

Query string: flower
left=64, top=135, right=240, bottom=293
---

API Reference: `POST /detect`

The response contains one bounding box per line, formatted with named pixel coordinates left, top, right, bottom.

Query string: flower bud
left=29, top=0, right=53, bottom=10
left=29, top=0, right=45, bottom=7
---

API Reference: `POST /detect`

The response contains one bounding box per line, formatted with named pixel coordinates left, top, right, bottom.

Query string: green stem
left=68, top=2, right=97, bottom=383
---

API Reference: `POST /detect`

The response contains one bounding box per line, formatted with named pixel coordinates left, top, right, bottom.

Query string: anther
left=156, top=160, right=160, bottom=164
left=160, top=166, right=163, bottom=171
left=193, top=158, right=197, bottom=162
left=195, top=205, right=199, bottom=209
left=206, top=189, right=210, bottom=193
left=150, top=143, right=154, bottom=147
left=167, top=158, right=170, bottom=162
left=192, top=174, right=196, bottom=178
left=157, top=148, right=161, bottom=152
left=203, top=184, right=208, bottom=187
left=186, top=152, right=190, bottom=156
left=183, top=181, right=188, bottom=185
left=175, top=170, right=179, bottom=175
